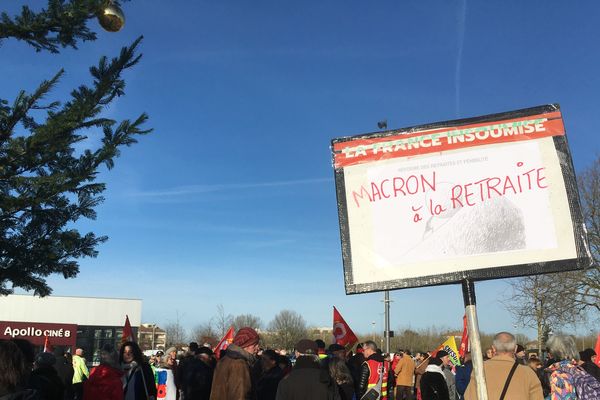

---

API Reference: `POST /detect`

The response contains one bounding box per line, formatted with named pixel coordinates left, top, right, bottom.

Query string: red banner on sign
left=333, top=111, right=565, bottom=168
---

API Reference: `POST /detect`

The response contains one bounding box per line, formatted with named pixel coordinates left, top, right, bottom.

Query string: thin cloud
left=129, top=177, right=332, bottom=198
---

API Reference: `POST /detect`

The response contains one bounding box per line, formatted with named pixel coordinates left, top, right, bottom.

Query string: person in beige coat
left=393, top=350, right=415, bottom=400
left=464, top=332, right=543, bottom=400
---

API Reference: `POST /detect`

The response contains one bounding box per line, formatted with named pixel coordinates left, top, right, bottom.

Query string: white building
left=0, top=294, right=141, bottom=362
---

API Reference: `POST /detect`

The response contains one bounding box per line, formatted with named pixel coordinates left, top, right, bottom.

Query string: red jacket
left=83, top=364, right=124, bottom=400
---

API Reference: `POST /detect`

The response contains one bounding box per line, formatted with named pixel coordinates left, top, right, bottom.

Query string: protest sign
left=332, top=104, right=592, bottom=294
left=433, top=336, right=461, bottom=366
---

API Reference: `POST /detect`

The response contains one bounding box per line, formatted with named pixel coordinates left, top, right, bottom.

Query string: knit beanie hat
left=165, top=347, right=177, bottom=356
left=233, top=327, right=259, bottom=348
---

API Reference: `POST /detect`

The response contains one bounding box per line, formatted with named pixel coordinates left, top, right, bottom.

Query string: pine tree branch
left=0, top=70, right=63, bottom=142
left=0, top=33, right=150, bottom=296
left=0, top=1, right=107, bottom=53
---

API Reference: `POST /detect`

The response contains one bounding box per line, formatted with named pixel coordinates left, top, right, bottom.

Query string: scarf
left=425, top=364, right=447, bottom=381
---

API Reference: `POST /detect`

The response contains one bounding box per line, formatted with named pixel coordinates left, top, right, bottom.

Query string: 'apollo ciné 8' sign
left=0, top=321, right=77, bottom=346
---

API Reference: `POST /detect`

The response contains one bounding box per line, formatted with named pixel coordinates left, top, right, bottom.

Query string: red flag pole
left=594, top=333, right=600, bottom=367
left=43, top=335, right=53, bottom=353
left=213, top=327, right=235, bottom=359
left=459, top=314, right=469, bottom=359
left=121, top=315, right=135, bottom=346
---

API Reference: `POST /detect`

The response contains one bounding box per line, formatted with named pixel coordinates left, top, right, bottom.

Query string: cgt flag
left=214, top=327, right=235, bottom=359
left=121, top=315, right=135, bottom=346
left=433, top=336, right=461, bottom=366
left=333, top=306, right=358, bottom=349
left=458, top=315, right=469, bottom=359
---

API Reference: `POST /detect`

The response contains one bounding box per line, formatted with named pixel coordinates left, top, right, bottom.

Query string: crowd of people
left=1, top=328, right=599, bottom=400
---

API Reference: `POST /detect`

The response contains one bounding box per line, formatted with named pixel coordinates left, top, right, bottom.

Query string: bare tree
left=504, top=275, right=581, bottom=354
left=269, top=310, right=307, bottom=350
left=191, top=321, right=218, bottom=347
left=215, top=304, right=233, bottom=337
left=503, top=157, right=600, bottom=353
left=165, top=316, right=187, bottom=347
left=563, top=156, right=600, bottom=313
left=232, top=314, right=262, bottom=331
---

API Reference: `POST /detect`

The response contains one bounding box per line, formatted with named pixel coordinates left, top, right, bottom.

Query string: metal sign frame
left=332, top=104, right=593, bottom=295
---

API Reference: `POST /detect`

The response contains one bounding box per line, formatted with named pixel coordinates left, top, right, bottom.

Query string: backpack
left=548, top=367, right=577, bottom=400
left=571, top=366, right=600, bottom=400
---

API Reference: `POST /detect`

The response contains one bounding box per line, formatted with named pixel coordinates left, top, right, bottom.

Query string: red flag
left=459, top=315, right=469, bottom=359
left=213, top=327, right=234, bottom=359
left=121, top=315, right=135, bottom=346
left=594, top=333, right=600, bottom=367
left=333, top=306, right=358, bottom=349
left=43, top=336, right=53, bottom=353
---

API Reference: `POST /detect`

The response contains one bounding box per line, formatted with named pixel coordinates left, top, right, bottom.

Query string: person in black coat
left=348, top=344, right=365, bottom=394
left=52, top=348, right=73, bottom=400
left=257, top=350, right=284, bottom=400
left=420, top=357, right=450, bottom=400
left=179, top=347, right=214, bottom=400
left=275, top=340, right=331, bottom=400
left=579, top=349, right=600, bottom=382
left=29, top=352, right=65, bottom=400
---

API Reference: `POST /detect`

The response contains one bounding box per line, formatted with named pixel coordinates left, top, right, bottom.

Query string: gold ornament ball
left=97, top=3, right=125, bottom=32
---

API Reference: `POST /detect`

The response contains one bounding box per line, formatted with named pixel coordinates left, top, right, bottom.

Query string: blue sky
left=2, top=1, right=599, bottom=339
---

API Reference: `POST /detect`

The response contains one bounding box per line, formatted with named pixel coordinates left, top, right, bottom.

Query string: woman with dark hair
left=579, top=348, right=600, bottom=382
left=0, top=340, right=38, bottom=400
left=119, top=341, right=157, bottom=400
left=328, top=357, right=355, bottom=400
